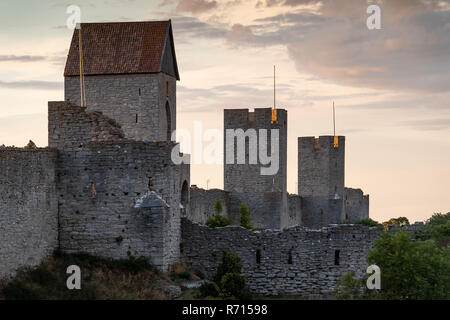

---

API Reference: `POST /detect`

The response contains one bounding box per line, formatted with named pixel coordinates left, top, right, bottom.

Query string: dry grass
left=0, top=252, right=170, bottom=300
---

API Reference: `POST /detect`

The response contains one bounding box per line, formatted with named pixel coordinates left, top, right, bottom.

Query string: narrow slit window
left=334, top=250, right=340, bottom=265
left=256, top=249, right=261, bottom=264
left=288, top=250, right=293, bottom=264
left=136, top=114, right=138, bottom=123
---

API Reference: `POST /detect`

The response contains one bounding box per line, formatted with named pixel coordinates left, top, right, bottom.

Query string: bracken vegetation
left=0, top=251, right=168, bottom=300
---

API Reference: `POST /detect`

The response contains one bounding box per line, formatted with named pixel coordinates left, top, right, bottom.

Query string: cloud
left=212, top=0, right=450, bottom=93
left=161, top=0, right=218, bottom=14
left=283, top=1, right=450, bottom=92
left=0, top=80, right=63, bottom=90
left=172, top=16, right=227, bottom=40
left=257, top=0, right=320, bottom=7
left=0, top=55, right=46, bottom=62
left=401, top=118, right=450, bottom=131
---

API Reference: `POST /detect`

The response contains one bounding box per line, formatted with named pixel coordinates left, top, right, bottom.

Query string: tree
left=367, top=231, right=450, bottom=299
left=214, top=199, right=223, bottom=215
left=239, top=203, right=251, bottom=229
left=213, top=251, right=242, bottom=284
left=199, top=251, right=251, bottom=300
left=424, top=212, right=450, bottom=246
left=205, top=199, right=231, bottom=228
left=382, top=217, right=410, bottom=230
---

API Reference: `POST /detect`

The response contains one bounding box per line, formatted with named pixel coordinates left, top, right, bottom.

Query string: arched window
left=165, top=101, right=172, bottom=140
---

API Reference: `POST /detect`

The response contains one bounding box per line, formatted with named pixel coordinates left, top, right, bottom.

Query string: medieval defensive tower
left=64, top=21, right=179, bottom=142
left=223, top=108, right=288, bottom=229
left=298, top=136, right=346, bottom=227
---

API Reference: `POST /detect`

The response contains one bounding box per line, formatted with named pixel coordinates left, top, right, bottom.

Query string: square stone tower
left=298, top=136, right=345, bottom=227
left=224, top=108, right=288, bottom=229
left=64, top=21, right=179, bottom=142
left=298, top=136, right=345, bottom=199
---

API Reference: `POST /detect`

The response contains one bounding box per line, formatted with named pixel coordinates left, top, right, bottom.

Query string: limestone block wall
left=55, top=140, right=184, bottom=271
left=49, top=100, right=188, bottom=271
left=0, top=148, right=58, bottom=278
left=188, top=187, right=230, bottom=223
left=344, top=188, right=370, bottom=222
left=64, top=73, right=176, bottom=142
left=181, top=218, right=379, bottom=296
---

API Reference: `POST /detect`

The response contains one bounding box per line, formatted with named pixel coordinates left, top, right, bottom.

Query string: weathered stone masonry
left=0, top=148, right=58, bottom=278
left=48, top=101, right=189, bottom=271
left=181, top=218, right=379, bottom=296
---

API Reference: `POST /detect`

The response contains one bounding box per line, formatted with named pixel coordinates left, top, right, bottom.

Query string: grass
left=0, top=251, right=168, bottom=300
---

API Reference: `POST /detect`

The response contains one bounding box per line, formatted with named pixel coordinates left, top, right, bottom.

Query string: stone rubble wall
left=181, top=218, right=379, bottom=296
left=188, top=187, right=230, bottom=224
left=344, top=187, right=370, bottom=222
left=0, top=148, right=58, bottom=278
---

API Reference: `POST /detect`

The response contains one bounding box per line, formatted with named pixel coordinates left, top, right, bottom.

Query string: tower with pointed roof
left=64, top=20, right=179, bottom=142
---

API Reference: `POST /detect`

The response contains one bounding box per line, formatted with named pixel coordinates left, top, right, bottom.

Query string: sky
left=0, top=0, right=449, bottom=223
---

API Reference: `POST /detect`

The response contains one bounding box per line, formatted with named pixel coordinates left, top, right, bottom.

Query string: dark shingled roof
left=64, top=20, right=179, bottom=80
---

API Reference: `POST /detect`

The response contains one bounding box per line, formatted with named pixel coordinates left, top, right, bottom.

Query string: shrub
left=0, top=252, right=161, bottom=300
left=27, top=265, right=57, bottom=286
left=382, top=217, right=410, bottom=230
left=354, top=218, right=383, bottom=230
left=213, top=251, right=242, bottom=284
left=2, top=280, right=43, bottom=300
left=199, top=281, right=220, bottom=298
left=198, top=251, right=251, bottom=300
left=220, top=273, right=251, bottom=300
left=239, top=203, right=251, bottom=229
left=214, top=200, right=223, bottom=215
left=205, top=214, right=232, bottom=228
left=170, top=271, right=191, bottom=281
left=334, top=271, right=363, bottom=300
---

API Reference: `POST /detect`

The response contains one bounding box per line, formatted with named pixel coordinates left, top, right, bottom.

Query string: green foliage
left=199, top=281, right=220, bottom=298
left=354, top=218, right=383, bottom=230
left=214, top=200, right=223, bottom=215
left=220, top=273, right=252, bottom=300
left=367, top=231, right=450, bottom=299
left=199, top=251, right=251, bottom=300
left=423, top=212, right=450, bottom=246
left=1, top=280, right=45, bottom=300
left=239, top=203, right=251, bottom=229
left=426, top=212, right=450, bottom=227
left=334, top=271, right=363, bottom=300
left=0, top=251, right=160, bottom=300
left=205, top=214, right=232, bottom=228
left=213, top=251, right=242, bottom=284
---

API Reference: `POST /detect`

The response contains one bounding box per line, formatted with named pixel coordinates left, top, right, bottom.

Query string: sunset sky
left=0, top=0, right=449, bottom=223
